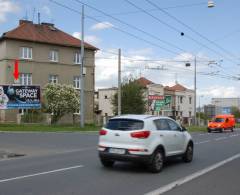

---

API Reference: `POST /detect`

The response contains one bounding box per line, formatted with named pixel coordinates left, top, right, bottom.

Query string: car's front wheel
left=148, top=149, right=164, bottom=173
left=182, top=143, right=193, bottom=163
left=100, top=158, right=114, bottom=167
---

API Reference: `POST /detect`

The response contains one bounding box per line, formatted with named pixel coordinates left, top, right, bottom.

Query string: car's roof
left=110, top=114, right=172, bottom=121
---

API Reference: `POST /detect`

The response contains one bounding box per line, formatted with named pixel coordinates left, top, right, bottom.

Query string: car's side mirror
left=181, top=126, right=187, bottom=131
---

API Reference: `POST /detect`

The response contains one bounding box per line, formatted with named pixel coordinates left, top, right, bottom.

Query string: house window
left=180, top=96, right=183, bottom=104
left=189, top=111, right=192, bottom=117
left=49, top=75, right=58, bottom=84
left=104, top=95, right=108, bottom=99
left=189, top=97, right=192, bottom=104
left=20, top=73, right=32, bottom=85
left=49, top=50, right=58, bottom=62
left=74, top=52, right=81, bottom=64
left=73, top=76, right=81, bottom=89
left=20, top=47, right=32, bottom=59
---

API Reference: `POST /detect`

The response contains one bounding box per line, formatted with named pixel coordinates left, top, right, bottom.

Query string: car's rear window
left=214, top=118, right=224, bottom=122
left=105, top=119, right=144, bottom=131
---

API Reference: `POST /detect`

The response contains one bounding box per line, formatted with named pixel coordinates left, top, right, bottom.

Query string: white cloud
left=42, top=5, right=51, bottom=16
left=200, top=86, right=240, bottom=98
left=72, top=32, right=101, bottom=45
left=0, top=0, right=20, bottom=23
left=90, top=22, right=114, bottom=31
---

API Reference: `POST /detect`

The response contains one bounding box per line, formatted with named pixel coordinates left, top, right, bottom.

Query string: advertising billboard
left=0, top=85, right=41, bottom=109
left=148, top=95, right=172, bottom=111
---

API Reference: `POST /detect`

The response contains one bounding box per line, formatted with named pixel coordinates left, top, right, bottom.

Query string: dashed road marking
left=0, top=165, right=84, bottom=183
left=215, top=137, right=227, bottom=141
left=195, top=140, right=210, bottom=145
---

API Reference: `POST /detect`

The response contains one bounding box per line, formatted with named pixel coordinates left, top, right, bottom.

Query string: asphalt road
left=0, top=129, right=240, bottom=195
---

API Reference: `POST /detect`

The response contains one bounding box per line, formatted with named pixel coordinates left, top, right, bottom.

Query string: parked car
left=98, top=115, right=194, bottom=173
left=208, top=114, right=235, bottom=133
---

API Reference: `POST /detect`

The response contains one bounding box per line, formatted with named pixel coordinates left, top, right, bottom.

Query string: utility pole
left=118, top=49, right=121, bottom=116
left=80, top=5, right=85, bottom=127
left=194, top=56, right=197, bottom=125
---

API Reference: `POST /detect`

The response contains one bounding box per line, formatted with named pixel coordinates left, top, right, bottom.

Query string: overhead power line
left=50, top=0, right=184, bottom=56
left=93, top=2, right=206, bottom=17
left=125, top=0, right=239, bottom=65
left=72, top=0, right=187, bottom=54
left=144, top=0, right=240, bottom=63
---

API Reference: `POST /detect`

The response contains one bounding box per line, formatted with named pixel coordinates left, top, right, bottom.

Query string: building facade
left=212, top=98, right=240, bottom=114
left=96, top=77, right=194, bottom=124
left=0, top=20, right=98, bottom=123
left=97, top=87, right=118, bottom=117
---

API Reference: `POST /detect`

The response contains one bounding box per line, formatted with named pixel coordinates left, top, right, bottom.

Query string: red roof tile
left=167, top=83, right=187, bottom=91
left=0, top=20, right=98, bottom=50
left=136, top=77, right=154, bottom=88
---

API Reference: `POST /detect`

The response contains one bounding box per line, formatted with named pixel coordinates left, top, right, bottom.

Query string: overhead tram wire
left=50, top=0, right=185, bottom=57
left=72, top=0, right=187, bottom=54
left=92, top=2, right=206, bottom=17
left=124, top=0, right=238, bottom=64
left=144, top=0, right=240, bottom=64
left=50, top=0, right=238, bottom=79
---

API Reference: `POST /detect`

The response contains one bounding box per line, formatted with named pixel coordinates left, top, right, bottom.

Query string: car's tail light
left=130, top=131, right=150, bottom=139
left=99, top=129, right=107, bottom=136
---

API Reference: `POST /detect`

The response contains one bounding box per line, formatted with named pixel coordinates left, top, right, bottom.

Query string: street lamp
left=208, top=1, right=215, bottom=8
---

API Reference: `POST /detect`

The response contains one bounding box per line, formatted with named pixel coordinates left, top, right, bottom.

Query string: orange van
left=208, top=114, right=235, bottom=133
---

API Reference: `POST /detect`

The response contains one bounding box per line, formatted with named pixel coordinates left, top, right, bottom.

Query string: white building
left=165, top=83, right=194, bottom=124
left=97, top=87, right=117, bottom=117
left=212, top=98, right=240, bottom=114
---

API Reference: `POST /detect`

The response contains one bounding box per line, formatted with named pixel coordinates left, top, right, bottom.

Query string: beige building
left=0, top=20, right=98, bottom=123
left=97, top=87, right=118, bottom=117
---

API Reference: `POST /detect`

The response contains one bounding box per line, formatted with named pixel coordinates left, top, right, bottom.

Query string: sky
left=0, top=0, right=240, bottom=106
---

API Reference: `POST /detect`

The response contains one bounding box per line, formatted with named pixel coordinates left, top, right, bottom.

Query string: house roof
left=165, top=83, right=187, bottom=91
left=0, top=20, right=98, bottom=50
left=136, top=77, right=154, bottom=88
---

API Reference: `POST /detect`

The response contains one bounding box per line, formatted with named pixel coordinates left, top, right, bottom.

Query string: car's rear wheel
left=208, top=129, right=211, bottom=133
left=100, top=158, right=114, bottom=167
left=182, top=143, right=193, bottom=163
left=148, top=149, right=164, bottom=173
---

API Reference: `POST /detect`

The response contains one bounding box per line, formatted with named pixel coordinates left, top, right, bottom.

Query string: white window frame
left=74, top=52, right=81, bottom=64
left=19, top=73, right=32, bottom=85
left=73, top=76, right=81, bottom=89
left=49, top=75, right=58, bottom=84
left=20, top=47, right=32, bottom=59
left=49, top=50, right=59, bottom=62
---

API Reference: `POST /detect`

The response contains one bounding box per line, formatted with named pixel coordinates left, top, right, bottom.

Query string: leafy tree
left=231, top=106, right=240, bottom=118
left=112, top=78, right=146, bottom=115
left=44, top=84, right=80, bottom=123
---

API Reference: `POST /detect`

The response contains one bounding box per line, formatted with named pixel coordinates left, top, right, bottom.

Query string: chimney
left=41, top=22, right=54, bottom=27
left=19, top=20, right=33, bottom=25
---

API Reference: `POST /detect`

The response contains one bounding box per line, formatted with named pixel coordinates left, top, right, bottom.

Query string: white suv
left=98, top=115, right=193, bottom=173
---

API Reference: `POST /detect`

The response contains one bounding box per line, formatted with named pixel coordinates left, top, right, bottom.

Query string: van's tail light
left=99, top=129, right=107, bottom=136
left=131, top=131, right=150, bottom=139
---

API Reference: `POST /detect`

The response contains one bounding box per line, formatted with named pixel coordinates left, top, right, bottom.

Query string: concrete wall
left=98, top=88, right=117, bottom=117
left=0, top=40, right=6, bottom=60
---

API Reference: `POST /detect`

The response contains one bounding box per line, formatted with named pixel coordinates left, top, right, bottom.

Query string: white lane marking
left=145, top=153, right=240, bottom=195
left=55, top=147, right=96, bottom=154
left=215, top=137, right=227, bottom=141
left=195, top=140, right=210, bottom=145
left=0, top=165, right=84, bottom=184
